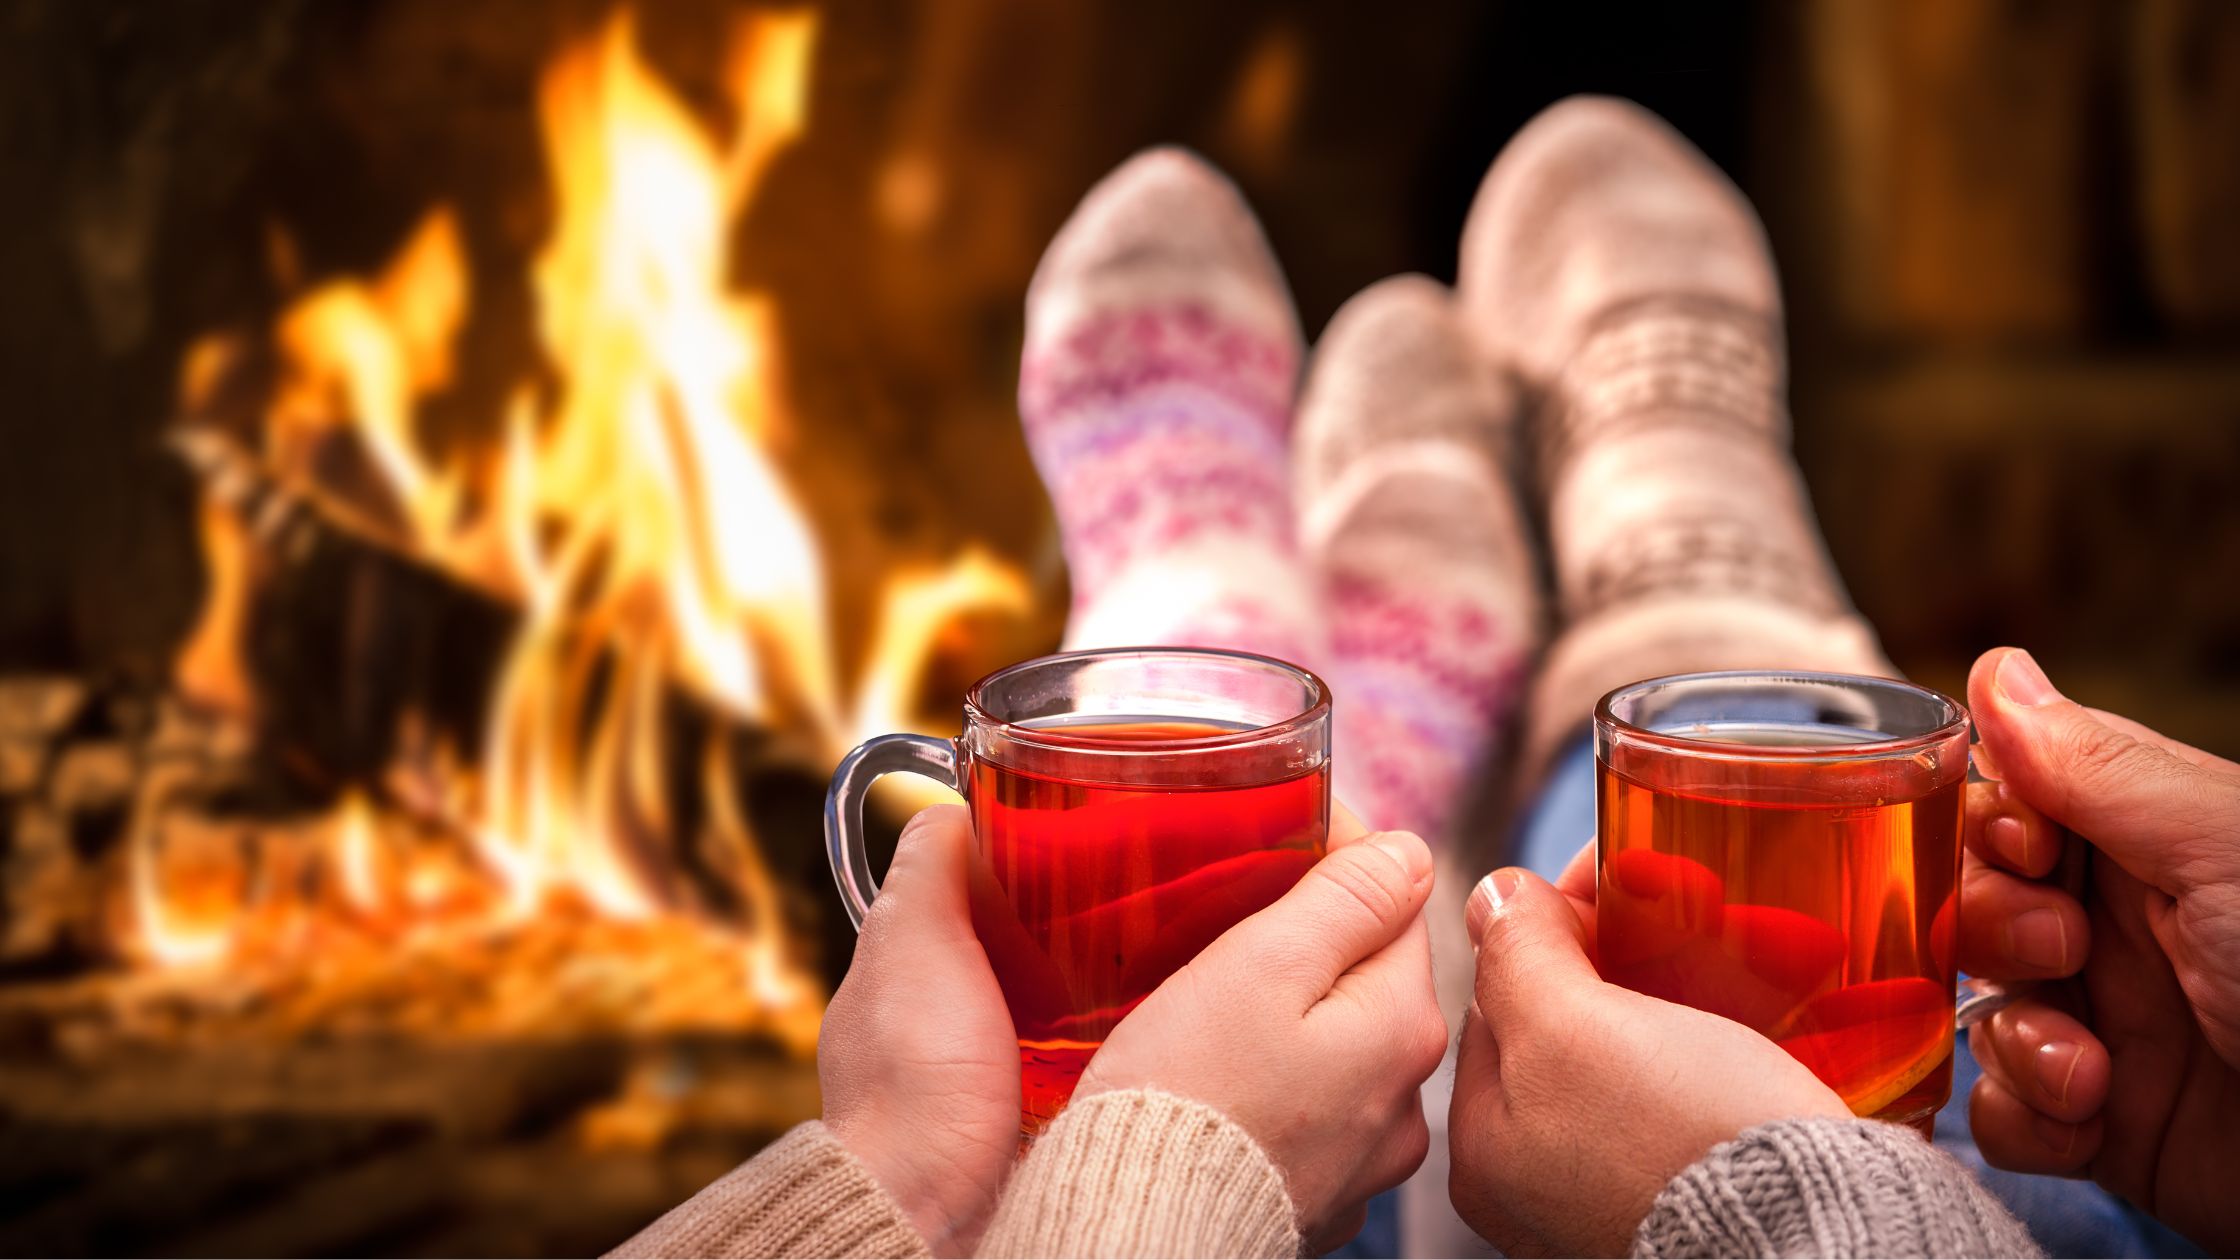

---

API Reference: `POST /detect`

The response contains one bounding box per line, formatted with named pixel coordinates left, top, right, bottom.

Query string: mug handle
left=824, top=734, right=962, bottom=930
left=1953, top=742, right=2092, bottom=1029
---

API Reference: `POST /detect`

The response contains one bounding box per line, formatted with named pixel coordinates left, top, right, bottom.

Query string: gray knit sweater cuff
left=1632, top=1116, right=2040, bottom=1259
left=607, top=1120, right=929, bottom=1259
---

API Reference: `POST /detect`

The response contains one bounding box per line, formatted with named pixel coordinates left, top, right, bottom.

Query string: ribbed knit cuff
left=1519, top=597, right=1893, bottom=792
left=607, top=1121, right=929, bottom=1259
left=1632, top=1116, right=2041, bottom=1259
left=976, top=1089, right=1300, bottom=1259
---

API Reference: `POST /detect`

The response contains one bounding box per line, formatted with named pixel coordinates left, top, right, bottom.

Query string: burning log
left=172, top=426, right=516, bottom=781
left=0, top=660, right=825, bottom=1254
left=147, top=8, right=1039, bottom=980
left=168, top=426, right=869, bottom=987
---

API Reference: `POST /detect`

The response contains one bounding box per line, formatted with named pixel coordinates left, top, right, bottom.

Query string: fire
left=173, top=497, right=257, bottom=720
left=272, top=207, right=470, bottom=549
left=149, top=6, right=1031, bottom=1016
left=127, top=776, right=240, bottom=969
left=334, top=790, right=383, bottom=912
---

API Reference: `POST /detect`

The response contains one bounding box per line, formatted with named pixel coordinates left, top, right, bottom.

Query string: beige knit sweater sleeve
left=606, top=1121, right=930, bottom=1260
left=976, top=1089, right=1300, bottom=1258
left=608, top=1089, right=1298, bottom=1260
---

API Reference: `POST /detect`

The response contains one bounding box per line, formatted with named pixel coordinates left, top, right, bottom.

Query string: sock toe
left=1295, top=274, right=1518, bottom=502
left=1017, top=151, right=1318, bottom=666
left=1457, top=94, right=1779, bottom=383
left=1027, top=146, right=1299, bottom=350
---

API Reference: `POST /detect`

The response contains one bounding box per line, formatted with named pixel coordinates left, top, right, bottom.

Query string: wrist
left=826, top=1117, right=986, bottom=1256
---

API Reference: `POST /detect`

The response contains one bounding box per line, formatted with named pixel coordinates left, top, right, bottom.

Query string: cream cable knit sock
left=1634, top=1116, right=2041, bottom=1259
left=1458, top=97, right=1895, bottom=790
left=976, top=1089, right=1299, bottom=1259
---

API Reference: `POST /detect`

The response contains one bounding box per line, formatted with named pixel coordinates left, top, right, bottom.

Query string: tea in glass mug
left=1595, top=670, right=1968, bottom=1133
left=826, top=647, right=1331, bottom=1131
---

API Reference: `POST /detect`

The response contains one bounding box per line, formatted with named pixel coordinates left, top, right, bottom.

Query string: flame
left=155, top=5, right=1031, bottom=1010
left=173, top=496, right=257, bottom=719
left=472, top=8, right=833, bottom=916
left=128, top=773, right=241, bottom=968
left=726, top=11, right=818, bottom=206
left=270, top=208, right=468, bottom=545
left=846, top=548, right=1031, bottom=751
left=335, top=790, right=382, bottom=912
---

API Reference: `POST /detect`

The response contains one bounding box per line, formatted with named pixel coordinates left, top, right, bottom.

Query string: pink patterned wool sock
left=1019, top=149, right=1323, bottom=669
left=1295, top=277, right=1544, bottom=840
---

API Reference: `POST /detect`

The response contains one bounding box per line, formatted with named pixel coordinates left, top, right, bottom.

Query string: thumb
left=1236, top=830, right=1434, bottom=1001
left=1467, top=867, right=1600, bottom=1027
left=1970, top=648, right=2239, bottom=891
left=858, top=804, right=976, bottom=949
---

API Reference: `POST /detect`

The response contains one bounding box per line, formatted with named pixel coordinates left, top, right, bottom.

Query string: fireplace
left=0, top=4, right=1063, bottom=1253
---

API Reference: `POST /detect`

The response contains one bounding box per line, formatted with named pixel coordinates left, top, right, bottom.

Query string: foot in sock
left=1457, top=96, right=1894, bottom=785
left=1295, top=275, right=1544, bottom=842
left=1019, top=147, right=1322, bottom=667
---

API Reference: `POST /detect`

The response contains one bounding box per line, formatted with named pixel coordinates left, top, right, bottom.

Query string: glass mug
left=1595, top=670, right=1969, bottom=1134
left=825, top=647, right=1332, bottom=1132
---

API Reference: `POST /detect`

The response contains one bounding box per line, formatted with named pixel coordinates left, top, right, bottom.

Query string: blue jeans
left=1504, top=735, right=2203, bottom=1260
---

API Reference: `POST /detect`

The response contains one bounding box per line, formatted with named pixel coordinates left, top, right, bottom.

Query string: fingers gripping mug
left=825, top=647, right=1332, bottom=1132
left=1594, top=670, right=1970, bottom=1134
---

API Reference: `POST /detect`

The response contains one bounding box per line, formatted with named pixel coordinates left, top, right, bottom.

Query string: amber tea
left=968, top=717, right=1326, bottom=1129
left=1594, top=676, right=1968, bottom=1131
left=826, top=648, right=1332, bottom=1135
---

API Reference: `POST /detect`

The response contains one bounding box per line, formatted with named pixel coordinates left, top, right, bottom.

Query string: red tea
left=965, top=717, right=1328, bottom=1131
left=1597, top=723, right=1962, bottom=1128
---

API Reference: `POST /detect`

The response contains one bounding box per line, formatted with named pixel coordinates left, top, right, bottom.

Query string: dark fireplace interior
left=2, top=1, right=2237, bottom=1254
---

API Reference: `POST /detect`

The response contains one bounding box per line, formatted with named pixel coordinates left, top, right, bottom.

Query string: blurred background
left=0, top=0, right=2234, bottom=1254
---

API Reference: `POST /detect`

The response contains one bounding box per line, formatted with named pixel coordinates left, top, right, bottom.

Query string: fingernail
left=2036, top=1041, right=2083, bottom=1108
left=1988, top=814, right=2033, bottom=870
left=1489, top=867, right=1521, bottom=904
left=1371, top=832, right=1433, bottom=889
left=2006, top=907, right=2070, bottom=971
left=1464, top=868, right=1522, bottom=945
left=2031, top=1110, right=2079, bottom=1159
left=1996, top=650, right=2062, bottom=708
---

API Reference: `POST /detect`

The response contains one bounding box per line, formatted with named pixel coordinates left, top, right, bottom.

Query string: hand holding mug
left=828, top=648, right=1335, bottom=1132
left=1077, top=808, right=1449, bottom=1253
left=1449, top=855, right=1849, bottom=1257
left=819, top=806, right=1020, bottom=1256
left=1961, top=647, right=2240, bottom=1253
left=1592, top=672, right=1969, bottom=1125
